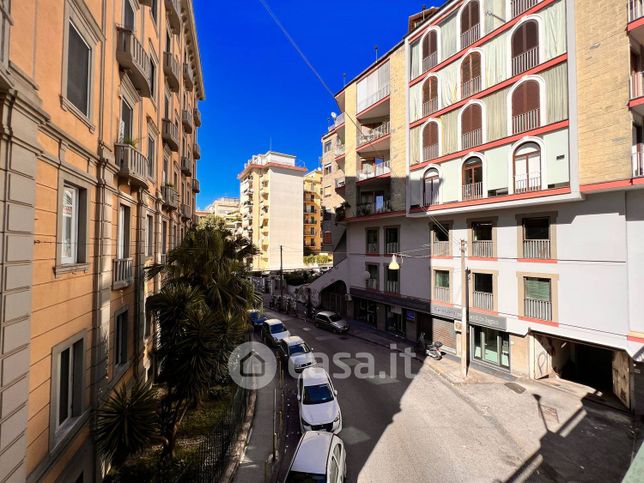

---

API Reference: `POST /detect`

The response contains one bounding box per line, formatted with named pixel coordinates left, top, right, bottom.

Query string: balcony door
left=460, top=1, right=480, bottom=48
left=423, top=168, right=440, bottom=206
left=423, top=122, right=439, bottom=161
left=512, top=80, right=540, bottom=134
left=461, top=52, right=481, bottom=98
left=511, top=20, right=539, bottom=75
left=462, top=158, right=482, bottom=200
left=513, top=142, right=541, bottom=193
left=118, top=204, right=130, bottom=259
left=120, top=99, right=133, bottom=144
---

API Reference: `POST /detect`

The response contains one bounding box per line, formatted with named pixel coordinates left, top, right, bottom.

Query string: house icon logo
left=229, top=341, right=276, bottom=389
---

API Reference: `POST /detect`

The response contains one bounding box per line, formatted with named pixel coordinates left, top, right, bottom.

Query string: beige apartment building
left=0, top=0, right=204, bottom=481
left=196, top=196, right=241, bottom=232
left=303, top=169, right=322, bottom=253
left=238, top=151, right=305, bottom=271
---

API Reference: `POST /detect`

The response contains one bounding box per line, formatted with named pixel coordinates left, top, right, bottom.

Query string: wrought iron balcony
left=193, top=142, right=201, bottom=159
left=181, top=156, right=192, bottom=176
left=115, top=143, right=149, bottom=187
left=116, top=28, right=152, bottom=97
left=357, top=161, right=391, bottom=181
left=182, top=109, right=193, bottom=133
left=163, top=51, right=180, bottom=92
left=194, top=107, right=202, bottom=127
left=161, top=185, right=179, bottom=210
left=192, top=178, right=200, bottom=193
left=165, top=0, right=181, bottom=32
left=460, top=23, right=480, bottom=49
left=180, top=203, right=192, bottom=220
left=512, top=0, right=539, bottom=18
left=162, top=119, right=179, bottom=151
left=357, top=121, right=391, bottom=146
left=523, top=239, right=551, bottom=259
left=462, top=182, right=483, bottom=201
left=356, top=199, right=391, bottom=216
left=525, top=297, right=552, bottom=320
left=183, top=63, right=194, bottom=90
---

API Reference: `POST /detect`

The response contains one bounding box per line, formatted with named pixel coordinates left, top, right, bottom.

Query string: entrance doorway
left=472, top=326, right=510, bottom=369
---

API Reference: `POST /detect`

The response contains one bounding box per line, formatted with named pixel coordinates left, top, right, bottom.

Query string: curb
left=222, top=389, right=257, bottom=483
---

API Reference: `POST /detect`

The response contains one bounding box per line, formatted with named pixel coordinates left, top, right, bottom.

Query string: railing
left=432, top=241, right=449, bottom=257
left=358, top=121, right=391, bottom=146
left=180, top=203, right=192, bottom=219
left=422, top=52, right=438, bottom=73
left=366, top=242, right=378, bottom=254
left=194, top=107, right=202, bottom=127
left=183, top=62, right=194, bottom=89
left=334, top=112, right=345, bottom=127
left=512, top=0, right=539, bottom=18
left=422, top=97, right=438, bottom=117
left=460, top=24, right=480, bottom=49
left=434, top=285, right=450, bottom=302
left=512, top=46, right=539, bottom=76
left=423, top=143, right=439, bottom=162
left=357, top=84, right=390, bottom=113
left=115, top=144, right=149, bottom=185
left=163, top=51, right=180, bottom=91
left=513, top=108, right=540, bottom=134
left=116, top=28, right=151, bottom=96
left=357, top=199, right=391, bottom=216
left=631, top=71, right=644, bottom=99
left=462, top=182, right=483, bottom=201
left=113, top=258, right=133, bottom=287
left=162, top=119, right=179, bottom=151
left=194, top=142, right=201, bottom=159
left=514, top=174, right=541, bottom=193
left=473, top=291, right=493, bottom=311
left=182, top=109, right=193, bottom=133
left=181, top=156, right=192, bottom=176
left=634, top=145, right=644, bottom=177
left=385, top=280, right=400, bottom=293
left=192, top=178, right=200, bottom=192
left=472, top=240, right=493, bottom=258
left=462, top=128, right=482, bottom=149
left=358, top=160, right=391, bottom=180
left=366, top=278, right=378, bottom=290
left=385, top=242, right=399, bottom=254
left=523, top=239, right=551, bottom=259
left=525, top=297, right=552, bottom=320
left=164, top=0, right=181, bottom=30
left=461, top=76, right=481, bottom=99
left=335, top=143, right=345, bottom=157
left=335, top=177, right=346, bottom=188
left=161, top=185, right=179, bottom=209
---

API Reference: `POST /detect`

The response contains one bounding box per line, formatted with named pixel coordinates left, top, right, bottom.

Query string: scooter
left=426, top=341, right=443, bottom=360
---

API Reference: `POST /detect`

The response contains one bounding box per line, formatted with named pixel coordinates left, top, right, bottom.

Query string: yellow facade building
left=303, top=169, right=322, bottom=254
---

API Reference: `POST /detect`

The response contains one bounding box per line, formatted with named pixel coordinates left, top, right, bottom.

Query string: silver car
left=314, top=311, right=349, bottom=334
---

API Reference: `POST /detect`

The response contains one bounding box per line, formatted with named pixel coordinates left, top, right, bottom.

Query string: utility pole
left=460, top=239, right=468, bottom=378
left=280, top=245, right=284, bottom=297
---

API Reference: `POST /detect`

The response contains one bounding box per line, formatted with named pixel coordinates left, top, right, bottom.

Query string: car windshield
left=303, top=383, right=334, bottom=404
left=289, top=343, right=311, bottom=355
left=285, top=471, right=327, bottom=483
left=270, top=323, right=286, bottom=334
left=329, top=314, right=342, bottom=322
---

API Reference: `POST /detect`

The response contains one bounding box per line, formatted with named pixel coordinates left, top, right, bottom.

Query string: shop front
left=468, top=311, right=510, bottom=371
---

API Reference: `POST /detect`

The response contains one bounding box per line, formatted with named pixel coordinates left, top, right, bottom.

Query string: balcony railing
left=193, top=142, right=201, bottom=159
left=163, top=51, right=180, bottom=92
left=631, top=71, right=644, bottom=99
left=514, top=174, right=541, bottom=193
left=634, top=145, right=644, bottom=177
left=335, top=143, right=345, bottom=157
left=182, top=109, right=193, bottom=133
left=434, top=285, right=450, bottom=302
left=423, top=143, right=439, bottom=162
left=462, top=182, right=483, bottom=201
left=335, top=177, right=346, bottom=188
left=357, top=84, right=390, bottom=113
left=183, top=63, right=194, bottom=90
left=115, top=144, right=149, bottom=187
left=334, top=112, right=345, bottom=127
left=385, top=241, right=399, bottom=254
left=473, top=291, right=493, bottom=311
left=512, top=0, right=539, bottom=18
left=525, top=297, right=552, bottom=320
left=512, top=46, right=539, bottom=76
left=512, top=108, right=540, bottom=134
left=358, top=121, right=391, bottom=147
left=165, top=0, right=181, bottom=32
left=161, top=185, right=179, bottom=210
left=162, top=119, right=179, bottom=151
left=462, top=128, right=482, bottom=149
left=193, top=107, right=202, bottom=127
left=358, top=160, right=391, bottom=181
left=180, top=203, right=192, bottom=220
left=472, top=240, right=493, bottom=258
left=422, top=97, right=438, bottom=118
left=116, top=28, right=152, bottom=97
left=366, top=278, right=378, bottom=290
left=181, top=156, right=192, bottom=176
left=422, top=52, right=438, bottom=73
left=523, top=239, right=551, bottom=259
left=385, top=280, right=400, bottom=293
left=432, top=241, right=449, bottom=257
left=113, top=258, right=133, bottom=288
left=192, top=178, right=200, bottom=193
left=461, top=76, right=481, bottom=99
left=357, top=199, right=391, bottom=216
left=460, top=24, right=480, bottom=49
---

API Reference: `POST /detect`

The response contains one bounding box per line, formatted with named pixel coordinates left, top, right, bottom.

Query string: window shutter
left=471, top=104, right=482, bottom=131
left=461, top=55, right=472, bottom=83
left=428, top=31, right=437, bottom=55
left=462, top=106, right=472, bottom=134
left=525, top=277, right=551, bottom=300
left=472, top=52, right=481, bottom=78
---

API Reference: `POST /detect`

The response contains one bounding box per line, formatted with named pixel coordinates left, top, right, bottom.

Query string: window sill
left=113, top=279, right=132, bottom=290
left=54, top=262, right=90, bottom=277
left=50, top=410, right=90, bottom=458
left=60, top=95, right=96, bottom=133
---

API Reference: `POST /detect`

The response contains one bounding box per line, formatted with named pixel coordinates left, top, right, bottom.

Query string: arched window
left=422, top=76, right=439, bottom=116
left=511, top=21, right=539, bottom=75
left=422, top=30, right=438, bottom=72
left=423, top=122, right=439, bottom=161
left=461, top=103, right=483, bottom=149
left=423, top=168, right=440, bottom=206
left=462, top=158, right=483, bottom=200
left=461, top=51, right=482, bottom=98
left=513, top=142, right=541, bottom=193
left=460, top=1, right=480, bottom=48
left=512, top=80, right=540, bottom=134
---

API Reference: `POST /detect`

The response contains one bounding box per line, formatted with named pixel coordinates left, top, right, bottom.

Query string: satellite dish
left=330, top=112, right=337, bottom=120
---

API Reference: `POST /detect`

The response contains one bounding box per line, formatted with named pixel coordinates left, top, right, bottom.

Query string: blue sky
left=193, top=0, right=439, bottom=209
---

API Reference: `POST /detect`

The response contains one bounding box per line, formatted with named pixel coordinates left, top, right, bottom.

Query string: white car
left=284, top=431, right=347, bottom=483
left=279, top=336, right=316, bottom=373
left=262, top=318, right=290, bottom=347
left=297, top=367, right=342, bottom=434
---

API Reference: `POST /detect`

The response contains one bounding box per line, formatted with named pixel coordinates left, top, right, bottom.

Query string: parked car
left=262, top=318, right=290, bottom=347
left=278, top=336, right=316, bottom=373
left=284, top=431, right=347, bottom=483
left=247, top=309, right=268, bottom=327
left=313, top=311, right=349, bottom=334
left=297, top=367, right=342, bottom=434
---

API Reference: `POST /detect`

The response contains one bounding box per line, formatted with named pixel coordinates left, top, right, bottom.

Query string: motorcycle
left=417, top=332, right=443, bottom=360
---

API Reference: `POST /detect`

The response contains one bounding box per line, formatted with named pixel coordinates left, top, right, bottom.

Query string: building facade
left=303, top=169, right=323, bottom=253
left=313, top=0, right=644, bottom=413
left=238, top=151, right=305, bottom=272
left=0, top=0, right=204, bottom=481
left=196, top=196, right=241, bottom=232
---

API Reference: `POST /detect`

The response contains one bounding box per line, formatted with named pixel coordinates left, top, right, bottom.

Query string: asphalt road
left=269, top=311, right=527, bottom=483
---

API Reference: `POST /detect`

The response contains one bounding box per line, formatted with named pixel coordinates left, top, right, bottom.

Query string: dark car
left=313, top=311, right=349, bottom=334
left=248, top=309, right=268, bottom=327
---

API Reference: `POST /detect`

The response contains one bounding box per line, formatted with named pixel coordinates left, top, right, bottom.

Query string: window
left=512, top=80, right=540, bottom=134
left=472, top=273, right=493, bottom=311
left=123, top=0, right=135, bottom=31
left=512, top=21, right=539, bottom=75
left=385, top=227, right=399, bottom=254
left=462, top=158, right=483, bottom=200
left=366, top=228, right=379, bottom=254
left=120, top=98, right=133, bottom=143
left=150, top=58, right=157, bottom=99
left=62, top=185, right=79, bottom=265
left=522, top=217, right=551, bottom=258
left=461, top=103, right=482, bottom=149
left=513, top=142, right=541, bottom=193
left=115, top=311, right=128, bottom=366
left=151, top=0, right=158, bottom=23
left=164, top=92, right=170, bottom=118
left=431, top=223, right=450, bottom=256
left=422, top=76, right=439, bottom=117
left=472, top=326, right=509, bottom=368
left=461, top=52, right=481, bottom=98
left=434, top=270, right=450, bottom=302
left=422, top=30, right=438, bottom=72
left=323, top=140, right=332, bottom=153
left=66, top=23, right=91, bottom=116
left=118, top=205, right=131, bottom=259
left=460, top=1, right=480, bottom=48
left=422, top=122, right=439, bottom=161
left=423, top=168, right=440, bottom=206
left=147, top=134, right=156, bottom=178
left=56, top=338, right=83, bottom=430
left=323, top=231, right=332, bottom=245
left=385, top=268, right=400, bottom=293
left=162, top=221, right=168, bottom=255
left=471, top=221, right=493, bottom=257
left=323, top=164, right=332, bottom=176
left=524, top=277, right=552, bottom=320
left=146, top=215, right=154, bottom=257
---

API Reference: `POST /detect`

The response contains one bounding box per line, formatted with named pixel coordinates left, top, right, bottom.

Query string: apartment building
left=303, top=169, right=323, bottom=253
left=196, top=196, right=241, bottom=232
left=238, top=151, right=305, bottom=271
left=0, top=1, right=204, bottom=481
left=313, top=0, right=644, bottom=413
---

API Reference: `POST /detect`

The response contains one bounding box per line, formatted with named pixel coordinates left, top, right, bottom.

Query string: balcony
left=182, top=109, right=193, bottom=133
left=358, top=161, right=391, bottom=181
left=631, top=71, right=644, bottom=101
left=193, top=142, right=201, bottom=159
left=385, top=241, right=399, bottom=254
left=473, top=291, right=493, bottom=311
left=180, top=203, right=192, bottom=220
left=462, top=182, right=483, bottom=201
left=472, top=240, right=493, bottom=258
left=181, top=156, right=192, bottom=176
left=633, top=144, right=644, bottom=177
left=385, top=280, right=400, bottom=294
left=514, top=173, right=541, bottom=193
left=357, top=85, right=390, bottom=114
left=512, top=0, right=539, bottom=18
left=161, top=185, right=179, bottom=210
left=433, top=285, right=449, bottom=303
left=356, top=198, right=391, bottom=216
left=462, top=128, right=482, bottom=150
left=431, top=241, right=449, bottom=257
left=194, top=107, right=202, bottom=127
left=334, top=112, right=345, bottom=128
left=116, top=28, right=152, bottom=97
left=335, top=143, right=345, bottom=157
left=422, top=98, right=438, bottom=118
left=460, top=24, right=480, bottom=49
left=422, top=52, right=438, bottom=73
left=512, top=108, right=540, bottom=134
left=113, top=258, right=133, bottom=289
left=523, top=239, right=551, bottom=259
left=183, top=63, right=194, bottom=90
left=165, top=0, right=181, bottom=32
left=163, top=51, right=180, bottom=92
left=525, top=297, right=552, bottom=320
left=423, top=143, right=439, bottom=162
left=162, top=119, right=179, bottom=151
left=335, top=177, right=346, bottom=189
left=192, top=178, right=200, bottom=193
left=358, top=121, right=391, bottom=148
left=115, top=144, right=149, bottom=187
left=512, top=47, right=539, bottom=76
left=461, top=76, right=481, bottom=99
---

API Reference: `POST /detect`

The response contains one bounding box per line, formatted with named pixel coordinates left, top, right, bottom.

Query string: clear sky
left=193, top=0, right=440, bottom=209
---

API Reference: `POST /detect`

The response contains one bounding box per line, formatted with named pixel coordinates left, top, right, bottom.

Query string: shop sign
left=469, top=311, right=507, bottom=331
left=430, top=303, right=461, bottom=320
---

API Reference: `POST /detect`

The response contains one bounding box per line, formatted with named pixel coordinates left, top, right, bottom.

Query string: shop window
left=472, top=326, right=510, bottom=368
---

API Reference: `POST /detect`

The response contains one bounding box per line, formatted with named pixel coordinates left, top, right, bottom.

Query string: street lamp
left=388, top=254, right=400, bottom=270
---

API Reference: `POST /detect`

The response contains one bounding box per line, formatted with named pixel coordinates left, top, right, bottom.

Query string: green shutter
left=524, top=277, right=550, bottom=301
left=435, top=270, right=449, bottom=288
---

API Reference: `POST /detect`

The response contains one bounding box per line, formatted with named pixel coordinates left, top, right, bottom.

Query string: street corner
left=229, top=340, right=278, bottom=390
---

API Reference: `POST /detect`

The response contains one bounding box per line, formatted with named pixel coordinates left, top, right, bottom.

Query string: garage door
left=432, top=317, right=456, bottom=352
